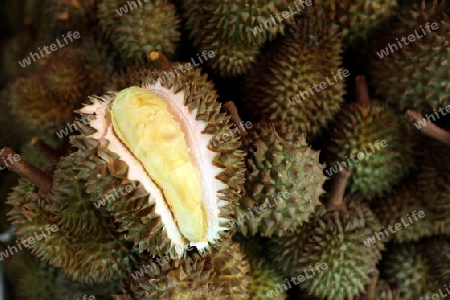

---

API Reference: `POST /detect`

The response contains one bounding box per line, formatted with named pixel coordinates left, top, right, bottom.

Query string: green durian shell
left=267, top=198, right=384, bottom=300
left=234, top=122, right=326, bottom=237
left=356, top=279, right=405, bottom=300
left=423, top=236, right=450, bottom=286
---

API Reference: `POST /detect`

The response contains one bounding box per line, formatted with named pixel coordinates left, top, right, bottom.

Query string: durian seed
left=110, top=86, right=207, bottom=242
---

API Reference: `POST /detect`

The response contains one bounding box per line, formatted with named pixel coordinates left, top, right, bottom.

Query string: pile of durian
left=0, top=0, right=449, bottom=299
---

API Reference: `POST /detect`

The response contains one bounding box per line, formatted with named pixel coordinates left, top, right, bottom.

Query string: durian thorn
left=31, top=138, right=60, bottom=162
left=223, top=101, right=248, bottom=137
left=405, top=110, right=450, bottom=147
left=326, top=166, right=350, bottom=210
left=365, top=268, right=380, bottom=300
left=0, top=147, right=53, bottom=193
left=148, top=51, right=171, bottom=70
left=355, top=75, right=371, bottom=103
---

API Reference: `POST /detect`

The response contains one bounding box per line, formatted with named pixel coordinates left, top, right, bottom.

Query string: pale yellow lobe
left=110, top=86, right=206, bottom=242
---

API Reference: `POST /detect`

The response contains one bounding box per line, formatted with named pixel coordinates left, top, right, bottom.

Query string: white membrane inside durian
left=79, top=80, right=228, bottom=257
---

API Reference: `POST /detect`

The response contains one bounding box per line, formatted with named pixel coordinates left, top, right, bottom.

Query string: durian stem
left=326, top=167, right=350, bottom=210
left=31, top=138, right=60, bottom=162
left=406, top=110, right=450, bottom=147
left=355, top=75, right=370, bottom=103
left=148, top=51, right=171, bottom=70
left=223, top=101, right=248, bottom=137
left=365, top=268, right=379, bottom=300
left=0, top=147, right=53, bottom=192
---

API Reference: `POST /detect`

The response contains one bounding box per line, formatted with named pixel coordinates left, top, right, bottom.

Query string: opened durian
left=74, top=69, right=246, bottom=258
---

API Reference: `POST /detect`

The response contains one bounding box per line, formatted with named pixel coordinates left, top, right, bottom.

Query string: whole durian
left=266, top=169, right=384, bottom=299
left=114, top=238, right=251, bottom=299
left=323, top=101, right=417, bottom=201
left=370, top=182, right=432, bottom=243
left=313, top=0, right=397, bottom=45
left=241, top=16, right=345, bottom=139
left=234, top=122, right=326, bottom=237
left=369, top=0, right=450, bottom=111
left=98, top=0, right=180, bottom=62
left=381, top=241, right=441, bottom=299
left=73, top=67, right=246, bottom=258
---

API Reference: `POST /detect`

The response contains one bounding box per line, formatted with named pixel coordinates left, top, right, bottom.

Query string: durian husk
left=423, top=236, right=450, bottom=286
left=234, top=122, right=326, bottom=237
left=267, top=198, right=384, bottom=300
left=241, top=15, right=345, bottom=140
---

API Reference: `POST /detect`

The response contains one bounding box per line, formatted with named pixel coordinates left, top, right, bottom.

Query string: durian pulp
left=110, top=86, right=207, bottom=242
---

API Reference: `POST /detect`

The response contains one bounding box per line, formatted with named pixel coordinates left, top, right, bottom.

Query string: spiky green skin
left=314, top=0, right=397, bottom=45
left=323, top=103, right=417, bottom=201
left=267, top=199, right=384, bottom=300
left=381, top=242, right=441, bottom=299
left=241, top=16, right=345, bottom=139
left=234, top=122, right=326, bottom=237
left=116, top=239, right=251, bottom=299
left=369, top=0, right=450, bottom=112
left=98, top=0, right=180, bottom=62
left=371, top=183, right=433, bottom=242
left=3, top=248, right=119, bottom=300
left=76, top=68, right=246, bottom=258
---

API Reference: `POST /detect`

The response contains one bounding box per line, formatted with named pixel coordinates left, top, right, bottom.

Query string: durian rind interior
left=78, top=72, right=245, bottom=258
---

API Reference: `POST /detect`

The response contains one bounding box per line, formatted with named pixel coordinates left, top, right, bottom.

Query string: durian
left=234, top=122, right=326, bottom=237
left=266, top=169, right=384, bottom=299
left=98, top=0, right=180, bottom=62
left=369, top=0, right=450, bottom=112
left=313, top=0, right=397, bottom=45
left=114, top=238, right=251, bottom=299
left=381, top=241, right=441, bottom=299
left=241, top=16, right=345, bottom=139
left=74, top=68, right=246, bottom=258
left=323, top=99, right=417, bottom=201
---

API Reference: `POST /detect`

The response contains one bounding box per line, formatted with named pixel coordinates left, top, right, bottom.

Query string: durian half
left=76, top=71, right=246, bottom=258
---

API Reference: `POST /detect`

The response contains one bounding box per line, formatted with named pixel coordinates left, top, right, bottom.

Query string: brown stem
left=405, top=110, right=450, bottom=147
left=31, top=138, right=60, bottom=162
left=0, top=147, right=53, bottom=192
left=148, top=51, right=171, bottom=70
left=223, top=101, right=248, bottom=137
left=355, top=75, right=370, bottom=103
left=326, top=166, right=351, bottom=210
left=365, top=268, right=379, bottom=300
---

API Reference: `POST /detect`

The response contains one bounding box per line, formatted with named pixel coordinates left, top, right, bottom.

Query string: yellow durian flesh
left=110, top=86, right=207, bottom=242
